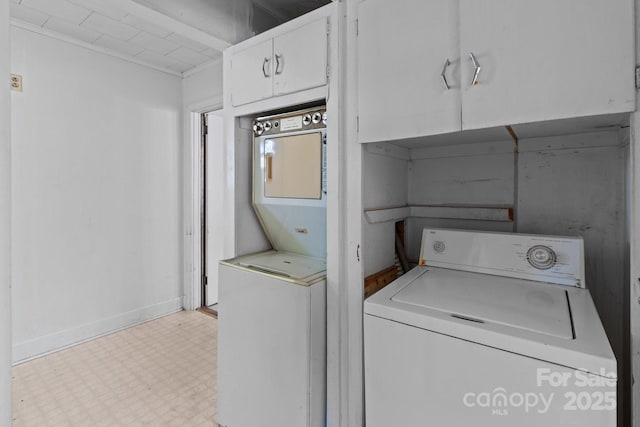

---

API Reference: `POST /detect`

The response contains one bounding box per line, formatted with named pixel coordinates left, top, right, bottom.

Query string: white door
left=230, top=40, right=273, bottom=107
left=459, top=0, right=635, bottom=131
left=272, top=18, right=328, bottom=97
left=357, top=0, right=460, bottom=143
left=205, top=111, right=224, bottom=306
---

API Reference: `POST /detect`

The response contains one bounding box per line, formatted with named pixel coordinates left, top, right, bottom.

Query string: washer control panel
left=253, top=107, right=326, bottom=137
left=419, top=229, right=585, bottom=288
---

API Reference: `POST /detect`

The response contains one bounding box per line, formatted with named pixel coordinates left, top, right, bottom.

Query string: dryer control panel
left=419, top=228, right=585, bottom=288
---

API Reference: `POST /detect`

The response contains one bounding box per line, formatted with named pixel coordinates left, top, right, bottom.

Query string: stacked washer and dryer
left=217, top=107, right=328, bottom=427
left=365, top=228, right=617, bottom=426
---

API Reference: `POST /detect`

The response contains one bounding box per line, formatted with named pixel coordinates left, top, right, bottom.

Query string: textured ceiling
left=9, top=0, right=331, bottom=76
left=131, top=0, right=252, bottom=43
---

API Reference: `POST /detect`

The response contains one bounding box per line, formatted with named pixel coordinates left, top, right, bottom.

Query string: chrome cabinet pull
left=440, top=58, right=451, bottom=90
left=262, top=57, right=271, bottom=78
left=275, top=54, right=284, bottom=75
left=469, top=52, right=481, bottom=86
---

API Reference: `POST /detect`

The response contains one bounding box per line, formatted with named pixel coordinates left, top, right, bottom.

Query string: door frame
left=184, top=96, right=222, bottom=311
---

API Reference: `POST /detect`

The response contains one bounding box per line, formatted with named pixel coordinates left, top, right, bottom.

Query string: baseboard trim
left=12, top=297, right=183, bottom=364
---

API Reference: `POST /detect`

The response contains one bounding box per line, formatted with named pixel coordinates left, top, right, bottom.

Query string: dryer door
left=263, top=132, right=322, bottom=200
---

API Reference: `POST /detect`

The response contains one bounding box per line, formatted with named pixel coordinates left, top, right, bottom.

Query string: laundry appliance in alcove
left=217, top=106, right=327, bottom=427
left=364, top=228, right=616, bottom=427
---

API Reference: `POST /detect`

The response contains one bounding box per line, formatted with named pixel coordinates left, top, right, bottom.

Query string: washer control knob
left=253, top=122, right=264, bottom=136
left=433, top=241, right=446, bottom=253
left=526, top=245, right=557, bottom=270
left=322, top=112, right=328, bottom=125
left=302, top=114, right=312, bottom=126
left=263, top=121, right=272, bottom=132
left=312, top=112, right=322, bottom=124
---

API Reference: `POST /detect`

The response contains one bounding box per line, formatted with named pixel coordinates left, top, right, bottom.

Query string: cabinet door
left=273, top=18, right=328, bottom=97
left=460, top=0, right=635, bottom=130
left=357, top=0, right=460, bottom=143
left=230, top=40, right=273, bottom=107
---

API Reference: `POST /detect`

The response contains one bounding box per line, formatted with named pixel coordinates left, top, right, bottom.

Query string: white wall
left=406, top=141, right=516, bottom=259
left=10, top=26, right=183, bottom=362
left=362, top=147, right=408, bottom=277
left=183, top=59, right=223, bottom=108
left=1, top=0, right=12, bottom=423
left=518, top=131, right=627, bottom=424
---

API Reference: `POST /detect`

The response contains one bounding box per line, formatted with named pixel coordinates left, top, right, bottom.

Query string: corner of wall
left=0, top=0, right=12, bottom=423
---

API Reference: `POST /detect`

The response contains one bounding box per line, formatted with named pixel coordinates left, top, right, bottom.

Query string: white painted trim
left=10, top=19, right=183, bottom=77
left=183, top=96, right=223, bottom=311
left=631, top=112, right=640, bottom=424
left=229, top=86, right=328, bottom=118
left=183, top=112, right=202, bottom=311
left=338, top=2, right=364, bottom=426
left=325, top=3, right=344, bottom=425
left=108, top=0, right=232, bottom=52
left=12, top=298, right=183, bottom=363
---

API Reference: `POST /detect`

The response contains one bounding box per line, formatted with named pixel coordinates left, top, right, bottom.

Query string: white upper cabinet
left=273, top=19, right=329, bottom=97
left=230, top=18, right=329, bottom=107
left=357, top=0, right=460, bottom=143
left=357, top=0, right=635, bottom=143
left=459, top=0, right=635, bottom=130
left=230, top=40, right=274, bottom=107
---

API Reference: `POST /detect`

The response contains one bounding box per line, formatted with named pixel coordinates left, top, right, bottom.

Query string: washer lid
left=230, top=251, right=326, bottom=282
left=391, top=268, right=573, bottom=339
left=365, top=266, right=616, bottom=376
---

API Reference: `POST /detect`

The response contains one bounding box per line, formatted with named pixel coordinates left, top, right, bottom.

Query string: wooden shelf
left=363, top=207, right=410, bottom=224
left=364, top=205, right=513, bottom=224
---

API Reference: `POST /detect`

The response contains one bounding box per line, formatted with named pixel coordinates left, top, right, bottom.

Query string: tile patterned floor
left=12, top=310, right=218, bottom=426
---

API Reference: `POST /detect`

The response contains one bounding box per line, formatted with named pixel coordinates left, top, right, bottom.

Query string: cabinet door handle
left=275, top=54, right=284, bottom=75
left=469, top=52, right=481, bottom=86
left=262, top=57, right=271, bottom=78
left=440, top=58, right=451, bottom=90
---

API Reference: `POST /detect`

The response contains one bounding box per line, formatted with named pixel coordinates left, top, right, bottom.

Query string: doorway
left=201, top=109, right=224, bottom=314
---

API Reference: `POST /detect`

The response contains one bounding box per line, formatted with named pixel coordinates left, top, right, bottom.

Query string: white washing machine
left=217, top=107, right=328, bottom=427
left=364, top=228, right=616, bottom=427
left=217, top=250, right=326, bottom=427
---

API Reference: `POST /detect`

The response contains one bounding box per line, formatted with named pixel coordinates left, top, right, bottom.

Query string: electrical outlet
left=11, top=74, right=22, bottom=92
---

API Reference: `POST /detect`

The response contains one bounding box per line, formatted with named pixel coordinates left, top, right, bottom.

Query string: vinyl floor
left=12, top=310, right=218, bottom=426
